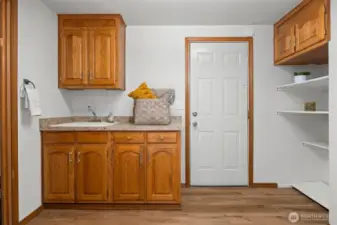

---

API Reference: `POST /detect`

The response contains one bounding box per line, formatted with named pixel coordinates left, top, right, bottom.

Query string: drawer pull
left=147, top=133, right=177, bottom=143
left=127, top=136, right=132, bottom=140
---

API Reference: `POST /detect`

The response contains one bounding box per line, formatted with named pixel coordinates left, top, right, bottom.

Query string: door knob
left=192, top=112, right=198, bottom=117
left=192, top=122, right=198, bottom=127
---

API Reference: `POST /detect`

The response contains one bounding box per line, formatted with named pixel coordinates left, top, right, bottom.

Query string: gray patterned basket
left=134, top=98, right=171, bottom=125
left=132, top=89, right=175, bottom=125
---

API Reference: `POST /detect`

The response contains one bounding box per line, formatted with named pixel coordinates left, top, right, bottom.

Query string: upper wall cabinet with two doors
left=274, top=0, right=330, bottom=65
left=58, top=15, right=126, bottom=89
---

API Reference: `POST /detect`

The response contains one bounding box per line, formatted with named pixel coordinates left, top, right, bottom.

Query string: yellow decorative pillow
left=128, top=82, right=157, bottom=99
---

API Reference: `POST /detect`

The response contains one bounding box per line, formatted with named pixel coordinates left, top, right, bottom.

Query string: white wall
left=329, top=0, right=337, bottom=223
left=66, top=25, right=327, bottom=185
left=18, top=0, right=71, bottom=220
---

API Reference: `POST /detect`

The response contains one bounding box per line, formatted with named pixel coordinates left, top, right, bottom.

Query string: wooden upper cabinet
left=88, top=28, right=116, bottom=85
left=59, top=28, right=87, bottom=86
left=76, top=144, right=108, bottom=202
left=113, top=144, right=145, bottom=202
left=146, top=144, right=180, bottom=203
left=43, top=144, right=75, bottom=203
left=294, top=0, right=327, bottom=52
left=58, top=15, right=126, bottom=89
left=274, top=0, right=330, bottom=65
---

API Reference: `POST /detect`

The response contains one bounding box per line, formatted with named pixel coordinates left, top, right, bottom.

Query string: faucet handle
left=107, top=112, right=115, bottom=123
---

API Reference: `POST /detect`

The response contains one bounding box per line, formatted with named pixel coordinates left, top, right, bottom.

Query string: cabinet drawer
left=43, top=132, right=75, bottom=144
left=147, top=132, right=177, bottom=143
left=114, top=132, right=145, bottom=144
left=76, top=132, right=108, bottom=143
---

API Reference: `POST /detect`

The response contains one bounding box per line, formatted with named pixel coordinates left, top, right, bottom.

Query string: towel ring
left=23, top=79, right=36, bottom=89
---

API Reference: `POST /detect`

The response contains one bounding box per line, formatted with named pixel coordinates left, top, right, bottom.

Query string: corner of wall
left=18, top=0, right=71, bottom=220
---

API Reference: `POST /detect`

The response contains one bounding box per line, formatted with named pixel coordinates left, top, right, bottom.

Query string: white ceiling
left=41, top=0, right=301, bottom=25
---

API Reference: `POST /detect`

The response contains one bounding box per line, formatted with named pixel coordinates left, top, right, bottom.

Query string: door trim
left=185, top=37, right=254, bottom=187
left=1, top=0, right=19, bottom=224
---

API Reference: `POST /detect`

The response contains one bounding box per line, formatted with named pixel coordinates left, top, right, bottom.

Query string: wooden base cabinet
left=42, top=131, right=181, bottom=207
left=113, top=144, right=145, bottom=202
left=147, top=144, right=180, bottom=203
left=43, top=132, right=109, bottom=204
left=76, top=144, right=108, bottom=202
left=43, top=144, right=75, bottom=203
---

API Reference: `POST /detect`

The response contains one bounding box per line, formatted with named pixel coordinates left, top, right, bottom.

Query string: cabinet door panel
left=88, top=28, right=116, bottom=85
left=59, top=28, right=87, bottom=86
left=275, top=22, right=296, bottom=61
left=76, top=144, right=108, bottom=202
left=295, top=0, right=327, bottom=52
left=43, top=144, right=75, bottom=203
left=146, top=144, right=180, bottom=203
left=114, top=145, right=145, bottom=202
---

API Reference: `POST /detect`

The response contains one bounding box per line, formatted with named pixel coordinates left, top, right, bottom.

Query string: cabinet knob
left=77, top=152, right=81, bottom=163
left=127, top=136, right=132, bottom=140
left=139, top=151, right=143, bottom=167
left=68, top=152, right=73, bottom=164
left=159, top=135, right=164, bottom=140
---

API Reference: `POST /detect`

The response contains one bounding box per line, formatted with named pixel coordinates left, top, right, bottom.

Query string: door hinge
left=248, top=110, right=250, bottom=120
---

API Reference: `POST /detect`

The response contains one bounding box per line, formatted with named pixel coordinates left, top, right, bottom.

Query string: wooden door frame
left=185, top=37, right=255, bottom=188
left=1, top=0, right=19, bottom=224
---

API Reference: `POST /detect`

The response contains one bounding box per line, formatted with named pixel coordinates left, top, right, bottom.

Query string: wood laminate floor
left=28, top=188, right=329, bottom=225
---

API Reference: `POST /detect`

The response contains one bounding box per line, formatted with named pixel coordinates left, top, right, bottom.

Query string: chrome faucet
left=88, top=105, right=100, bottom=122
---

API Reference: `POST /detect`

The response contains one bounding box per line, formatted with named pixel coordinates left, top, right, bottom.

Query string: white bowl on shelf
left=294, top=75, right=307, bottom=83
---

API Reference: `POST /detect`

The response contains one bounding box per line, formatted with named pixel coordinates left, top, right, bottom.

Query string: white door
left=190, top=42, right=249, bottom=186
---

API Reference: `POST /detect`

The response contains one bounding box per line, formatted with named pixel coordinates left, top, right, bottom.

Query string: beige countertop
left=40, top=116, right=182, bottom=132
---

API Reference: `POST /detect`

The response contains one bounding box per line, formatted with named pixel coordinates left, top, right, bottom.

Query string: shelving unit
left=277, top=110, right=329, bottom=115
left=277, top=76, right=329, bottom=91
left=277, top=75, right=329, bottom=209
left=293, top=182, right=329, bottom=209
left=302, top=141, right=329, bottom=151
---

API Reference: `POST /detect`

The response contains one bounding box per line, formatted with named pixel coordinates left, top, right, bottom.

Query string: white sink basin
left=50, top=122, right=116, bottom=128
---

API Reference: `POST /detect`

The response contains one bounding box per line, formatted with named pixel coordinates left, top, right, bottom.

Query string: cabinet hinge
left=324, top=4, right=328, bottom=35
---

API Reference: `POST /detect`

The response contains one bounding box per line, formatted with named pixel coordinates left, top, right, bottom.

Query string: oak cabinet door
left=146, top=144, right=180, bottom=203
left=275, top=22, right=296, bottom=61
left=59, top=28, right=87, bottom=86
left=76, top=144, right=108, bottom=202
left=295, top=0, right=327, bottom=52
left=43, top=144, right=75, bottom=203
left=113, top=145, right=145, bottom=202
left=88, top=28, right=116, bottom=85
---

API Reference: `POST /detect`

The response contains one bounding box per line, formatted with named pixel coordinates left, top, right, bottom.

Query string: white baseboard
left=277, top=184, right=292, bottom=188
